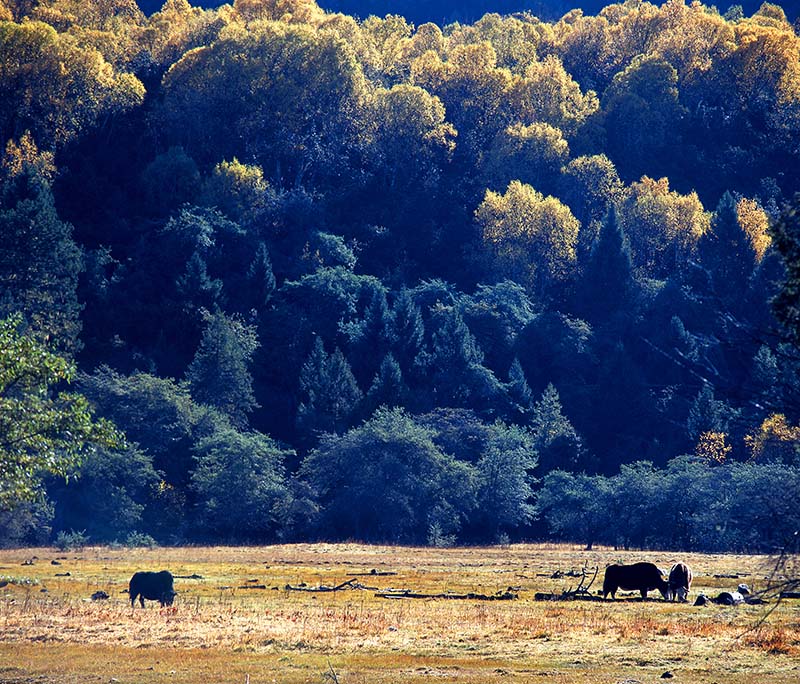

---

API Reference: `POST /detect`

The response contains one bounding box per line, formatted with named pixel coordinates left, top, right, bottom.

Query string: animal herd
left=601, top=561, right=693, bottom=602
left=127, top=562, right=695, bottom=608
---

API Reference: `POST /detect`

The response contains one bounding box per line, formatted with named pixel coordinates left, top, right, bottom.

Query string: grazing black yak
left=602, top=562, right=670, bottom=600
left=129, top=570, right=176, bottom=608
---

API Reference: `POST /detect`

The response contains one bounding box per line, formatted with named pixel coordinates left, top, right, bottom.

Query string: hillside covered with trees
left=1, top=0, right=800, bottom=551
left=136, top=1, right=800, bottom=24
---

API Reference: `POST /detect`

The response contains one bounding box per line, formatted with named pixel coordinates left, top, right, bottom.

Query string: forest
left=136, top=1, right=800, bottom=25
left=1, top=0, right=800, bottom=552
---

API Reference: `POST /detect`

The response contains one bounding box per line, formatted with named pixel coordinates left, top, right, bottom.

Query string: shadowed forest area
left=1, top=0, right=800, bottom=551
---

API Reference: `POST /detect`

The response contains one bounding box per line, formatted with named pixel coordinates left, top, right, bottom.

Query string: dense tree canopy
left=1, top=0, right=799, bottom=550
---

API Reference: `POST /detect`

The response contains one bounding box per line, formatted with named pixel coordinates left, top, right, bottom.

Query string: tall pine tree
left=365, top=353, right=408, bottom=415
left=0, top=135, right=82, bottom=355
left=531, top=383, right=586, bottom=473
left=345, top=288, right=394, bottom=387
left=769, top=194, right=800, bottom=348
left=244, top=242, right=276, bottom=314
left=574, top=205, right=635, bottom=327
left=429, top=305, right=500, bottom=410
left=507, top=357, right=535, bottom=422
left=698, top=192, right=757, bottom=310
left=296, top=339, right=363, bottom=446
left=391, top=289, right=427, bottom=383
left=185, top=310, right=260, bottom=427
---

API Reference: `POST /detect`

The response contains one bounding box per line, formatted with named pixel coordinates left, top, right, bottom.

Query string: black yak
left=129, top=570, right=176, bottom=608
left=602, top=562, right=670, bottom=600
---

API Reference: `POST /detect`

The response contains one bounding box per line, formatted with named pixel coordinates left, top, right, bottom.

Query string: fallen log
left=533, top=563, right=599, bottom=601
left=284, top=578, right=367, bottom=593
left=534, top=592, right=602, bottom=602
left=351, top=569, right=398, bottom=577
left=780, top=591, right=800, bottom=599
left=376, top=590, right=517, bottom=601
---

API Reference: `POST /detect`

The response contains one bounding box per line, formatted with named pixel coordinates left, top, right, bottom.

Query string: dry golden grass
left=1, top=543, right=798, bottom=683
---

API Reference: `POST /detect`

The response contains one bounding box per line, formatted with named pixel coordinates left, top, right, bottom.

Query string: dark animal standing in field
left=668, top=562, right=693, bottom=602
left=129, top=570, right=176, bottom=608
left=602, top=562, right=670, bottom=600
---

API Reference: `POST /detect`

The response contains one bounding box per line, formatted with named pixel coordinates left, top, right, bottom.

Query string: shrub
left=124, top=531, right=158, bottom=549
left=54, top=530, right=89, bottom=551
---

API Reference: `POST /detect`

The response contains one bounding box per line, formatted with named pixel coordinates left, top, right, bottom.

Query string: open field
left=0, top=544, right=798, bottom=683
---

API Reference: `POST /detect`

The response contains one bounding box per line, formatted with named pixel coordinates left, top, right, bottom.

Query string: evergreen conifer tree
left=176, top=252, right=223, bottom=310
left=391, top=289, right=427, bottom=380
left=531, top=383, right=585, bottom=473
left=429, top=305, right=501, bottom=410
left=575, top=205, right=635, bottom=326
left=769, top=195, right=800, bottom=347
left=346, top=288, right=394, bottom=386
left=686, top=383, right=738, bottom=442
left=0, top=137, right=82, bottom=355
left=698, top=192, right=757, bottom=308
left=245, top=242, right=276, bottom=312
left=507, top=357, right=535, bottom=421
left=297, top=340, right=363, bottom=444
left=365, top=353, right=407, bottom=414
left=186, top=310, right=259, bottom=427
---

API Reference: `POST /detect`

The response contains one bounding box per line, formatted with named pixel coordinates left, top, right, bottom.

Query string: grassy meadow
left=0, top=543, right=798, bottom=683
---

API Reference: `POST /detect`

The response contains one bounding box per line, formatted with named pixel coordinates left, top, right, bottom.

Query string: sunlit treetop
left=618, top=176, right=710, bottom=279
left=0, top=18, right=144, bottom=149
left=737, top=197, right=772, bottom=261
left=447, top=12, right=553, bottom=75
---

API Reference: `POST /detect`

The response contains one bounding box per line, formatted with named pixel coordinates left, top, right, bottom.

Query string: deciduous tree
left=299, top=406, right=477, bottom=543
left=476, top=180, right=579, bottom=298
left=600, top=55, right=686, bottom=182
left=484, top=122, right=568, bottom=195
left=0, top=315, right=121, bottom=507
left=192, top=425, right=291, bottom=541
left=618, top=176, right=709, bottom=279
left=0, top=20, right=143, bottom=150
left=159, top=20, right=368, bottom=188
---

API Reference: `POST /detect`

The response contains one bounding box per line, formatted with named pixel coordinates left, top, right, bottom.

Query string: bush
left=427, top=521, right=456, bottom=548
left=55, top=529, right=89, bottom=551
left=124, top=531, right=158, bottom=548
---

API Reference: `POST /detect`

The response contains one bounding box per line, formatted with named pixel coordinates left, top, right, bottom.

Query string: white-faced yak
left=668, top=562, right=693, bottom=602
